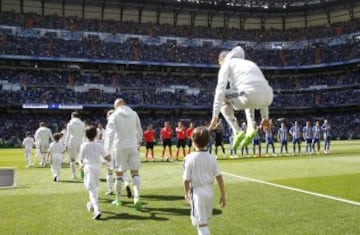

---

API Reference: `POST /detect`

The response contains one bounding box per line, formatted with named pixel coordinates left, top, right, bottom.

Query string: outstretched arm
left=216, top=174, right=226, bottom=208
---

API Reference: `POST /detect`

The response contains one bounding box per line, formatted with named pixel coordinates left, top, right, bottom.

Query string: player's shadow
left=141, top=194, right=184, bottom=201
left=101, top=211, right=169, bottom=221
left=59, top=180, right=83, bottom=184
left=99, top=192, right=223, bottom=221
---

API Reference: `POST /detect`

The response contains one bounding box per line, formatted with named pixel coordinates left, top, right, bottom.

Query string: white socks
left=132, top=175, right=140, bottom=200
left=106, top=173, right=113, bottom=193
left=70, top=162, right=76, bottom=177
left=115, top=177, right=123, bottom=201
left=198, top=226, right=210, bottom=235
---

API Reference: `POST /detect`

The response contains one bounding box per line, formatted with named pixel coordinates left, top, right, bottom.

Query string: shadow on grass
left=141, top=194, right=184, bottom=201
left=101, top=211, right=169, bottom=221
left=99, top=194, right=223, bottom=221
left=59, top=180, right=84, bottom=184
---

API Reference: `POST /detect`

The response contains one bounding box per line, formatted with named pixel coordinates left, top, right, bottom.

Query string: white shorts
left=106, top=157, right=115, bottom=170
left=68, top=142, right=81, bottom=162
left=225, top=86, right=273, bottom=111
left=39, top=144, right=49, bottom=153
left=114, top=147, right=141, bottom=173
left=84, top=164, right=101, bottom=191
left=190, top=185, right=214, bottom=226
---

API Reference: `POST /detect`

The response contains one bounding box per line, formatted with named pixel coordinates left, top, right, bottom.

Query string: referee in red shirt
left=160, top=121, right=173, bottom=161
left=175, top=121, right=187, bottom=161
left=143, top=124, right=156, bottom=161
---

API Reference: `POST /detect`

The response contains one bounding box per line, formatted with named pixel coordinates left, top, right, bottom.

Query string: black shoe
left=126, top=185, right=132, bottom=198
left=53, top=176, right=57, bottom=182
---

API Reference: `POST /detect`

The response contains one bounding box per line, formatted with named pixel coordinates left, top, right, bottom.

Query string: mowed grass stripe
left=223, top=171, right=360, bottom=206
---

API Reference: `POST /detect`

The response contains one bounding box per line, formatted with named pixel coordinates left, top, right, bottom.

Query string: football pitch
left=0, top=140, right=359, bottom=235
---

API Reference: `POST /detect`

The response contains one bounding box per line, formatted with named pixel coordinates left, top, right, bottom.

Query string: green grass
left=1, top=140, right=360, bottom=235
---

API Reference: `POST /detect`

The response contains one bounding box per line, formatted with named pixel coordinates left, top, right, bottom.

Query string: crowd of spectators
left=1, top=11, right=360, bottom=41
left=1, top=34, right=359, bottom=66
left=0, top=11, right=359, bottom=146
left=1, top=68, right=359, bottom=108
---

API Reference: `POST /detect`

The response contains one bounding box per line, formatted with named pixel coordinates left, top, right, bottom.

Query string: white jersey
left=212, top=53, right=272, bottom=119
left=79, top=141, right=106, bottom=166
left=34, top=127, right=53, bottom=145
left=22, top=136, right=35, bottom=150
left=59, top=129, right=66, bottom=145
left=104, top=105, right=143, bottom=152
left=96, top=127, right=106, bottom=143
left=48, top=142, right=66, bottom=157
left=183, top=150, right=221, bottom=188
left=65, top=117, right=85, bottom=146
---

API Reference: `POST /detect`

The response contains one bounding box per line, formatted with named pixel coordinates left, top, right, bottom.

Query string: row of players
left=228, top=119, right=331, bottom=158
left=22, top=117, right=332, bottom=169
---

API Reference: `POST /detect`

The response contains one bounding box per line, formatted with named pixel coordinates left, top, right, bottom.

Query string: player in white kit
left=209, top=46, right=273, bottom=150
left=104, top=98, right=143, bottom=210
left=22, top=132, right=35, bottom=168
left=183, top=126, right=226, bottom=235
left=34, top=122, right=54, bottom=167
left=65, top=112, right=85, bottom=179
left=80, top=126, right=110, bottom=220
left=103, top=109, right=132, bottom=198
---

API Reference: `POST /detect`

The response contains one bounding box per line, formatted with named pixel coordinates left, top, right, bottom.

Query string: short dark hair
left=191, top=126, right=210, bottom=149
left=71, top=111, right=79, bottom=118
left=53, top=132, right=63, bottom=141
left=85, top=126, right=97, bottom=140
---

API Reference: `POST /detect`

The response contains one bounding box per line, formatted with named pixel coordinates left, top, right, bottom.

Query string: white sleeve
left=135, top=113, right=143, bottom=144
left=182, top=158, right=192, bottom=181
left=212, top=62, right=230, bottom=119
left=79, top=144, right=85, bottom=162
left=104, top=116, right=115, bottom=153
left=65, top=123, right=70, bottom=147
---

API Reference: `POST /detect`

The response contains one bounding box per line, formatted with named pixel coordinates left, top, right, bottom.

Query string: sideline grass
left=0, top=140, right=360, bottom=235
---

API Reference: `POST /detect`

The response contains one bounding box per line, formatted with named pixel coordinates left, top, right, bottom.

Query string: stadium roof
left=44, top=0, right=352, bottom=13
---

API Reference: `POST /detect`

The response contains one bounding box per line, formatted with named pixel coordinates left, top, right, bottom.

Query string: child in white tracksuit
left=22, top=132, right=35, bottom=168
left=183, top=126, right=226, bottom=235
left=80, top=126, right=110, bottom=220
left=47, top=133, right=66, bottom=182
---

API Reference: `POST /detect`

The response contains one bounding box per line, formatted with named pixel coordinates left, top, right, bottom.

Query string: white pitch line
left=223, top=171, right=360, bottom=207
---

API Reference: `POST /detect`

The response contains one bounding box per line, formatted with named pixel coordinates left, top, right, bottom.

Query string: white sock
left=245, top=108, right=255, bottom=132
left=106, top=173, right=113, bottom=192
left=115, top=177, right=122, bottom=201
left=221, top=104, right=240, bottom=134
left=70, top=162, right=76, bottom=177
left=198, top=226, right=210, bottom=235
left=132, top=175, right=140, bottom=200
left=123, top=172, right=130, bottom=186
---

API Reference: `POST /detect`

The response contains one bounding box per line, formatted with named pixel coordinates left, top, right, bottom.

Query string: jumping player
left=209, top=46, right=273, bottom=150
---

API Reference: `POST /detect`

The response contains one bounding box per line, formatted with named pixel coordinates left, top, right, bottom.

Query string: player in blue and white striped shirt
left=321, top=119, right=331, bottom=154
left=277, top=122, right=288, bottom=156
left=289, top=120, right=302, bottom=156
left=252, top=125, right=262, bottom=157
left=264, top=120, right=276, bottom=157
left=302, top=120, right=313, bottom=155
left=312, top=120, right=321, bottom=155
